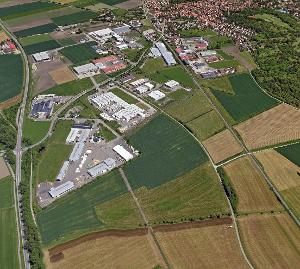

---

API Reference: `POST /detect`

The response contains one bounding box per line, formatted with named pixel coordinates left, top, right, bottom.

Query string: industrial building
left=66, top=125, right=92, bottom=144
left=49, top=181, right=74, bottom=198
left=155, top=42, right=176, bottom=66
left=148, top=90, right=166, bottom=101
left=73, top=63, right=99, bottom=77
left=165, top=80, right=180, bottom=90
left=56, top=161, right=70, bottom=181
left=69, top=142, right=85, bottom=162
left=32, top=51, right=50, bottom=62
left=30, top=100, right=54, bottom=119
left=87, top=157, right=116, bottom=178
left=113, top=145, right=134, bottom=161
left=92, top=56, right=127, bottom=74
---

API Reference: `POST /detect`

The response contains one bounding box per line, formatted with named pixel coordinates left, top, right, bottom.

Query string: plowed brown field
left=49, top=66, right=76, bottom=85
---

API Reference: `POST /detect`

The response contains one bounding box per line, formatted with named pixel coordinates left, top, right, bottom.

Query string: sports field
left=235, top=104, right=300, bottom=149
left=165, top=91, right=212, bottom=123
left=52, top=10, right=98, bottom=26
left=23, top=39, right=61, bottom=55
left=36, top=121, right=73, bottom=183
left=45, top=230, right=162, bottom=269
left=203, top=129, right=243, bottom=164
left=238, top=213, right=300, bottom=269
left=22, top=118, right=51, bottom=145
left=223, top=156, right=282, bottom=213
left=255, top=150, right=300, bottom=218
left=155, top=220, right=249, bottom=269
left=59, top=42, right=98, bottom=64
left=124, top=114, right=208, bottom=189
left=276, top=142, right=300, bottom=167
left=0, top=177, right=19, bottom=269
left=212, top=73, right=278, bottom=122
left=36, top=171, right=141, bottom=246
left=14, top=23, right=57, bottom=38
left=0, top=54, right=23, bottom=103
left=186, top=110, right=225, bottom=141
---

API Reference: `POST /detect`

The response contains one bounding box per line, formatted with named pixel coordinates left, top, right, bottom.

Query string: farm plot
left=186, top=110, right=226, bottom=141
left=23, top=39, right=61, bottom=55
left=100, top=163, right=228, bottom=225
left=238, top=213, right=300, bottom=269
left=165, top=91, right=212, bottom=123
left=59, top=42, right=98, bottom=64
left=223, top=156, right=282, bottom=213
left=124, top=114, right=208, bottom=189
left=20, top=33, right=52, bottom=46
left=14, top=23, right=57, bottom=38
left=255, top=150, right=300, bottom=218
left=212, top=73, right=278, bottom=122
left=235, top=104, right=300, bottom=150
left=0, top=30, right=9, bottom=42
left=155, top=219, right=249, bottom=269
left=276, top=142, right=300, bottom=167
left=22, top=118, right=51, bottom=145
left=202, top=129, right=243, bottom=164
left=0, top=177, right=19, bottom=269
left=0, top=54, right=23, bottom=103
left=45, top=229, right=162, bottom=269
left=52, top=10, right=98, bottom=26
left=0, top=1, right=61, bottom=20
left=49, top=66, right=76, bottom=85
left=0, top=157, right=10, bottom=179
left=37, top=171, right=142, bottom=246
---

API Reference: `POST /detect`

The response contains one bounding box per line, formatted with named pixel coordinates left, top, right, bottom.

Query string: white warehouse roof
left=165, top=80, right=180, bottom=88
left=49, top=181, right=74, bottom=198
left=74, top=63, right=98, bottom=75
left=56, top=161, right=69, bottom=181
left=69, top=142, right=85, bottom=162
left=148, top=90, right=166, bottom=101
left=113, top=145, right=134, bottom=162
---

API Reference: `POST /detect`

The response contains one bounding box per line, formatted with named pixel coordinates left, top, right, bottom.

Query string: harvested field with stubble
left=155, top=218, right=249, bottom=269
left=202, top=129, right=243, bottom=163
left=235, top=104, right=300, bottom=149
left=238, top=213, right=300, bottom=269
left=223, top=156, right=282, bottom=213
left=49, top=66, right=76, bottom=84
left=0, top=157, right=10, bottom=179
left=45, top=229, right=163, bottom=269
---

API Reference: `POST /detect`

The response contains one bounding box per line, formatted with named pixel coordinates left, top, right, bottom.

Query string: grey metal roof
left=56, top=161, right=70, bottom=181
left=49, top=181, right=74, bottom=198
left=69, top=142, right=85, bottom=162
left=88, top=162, right=109, bottom=178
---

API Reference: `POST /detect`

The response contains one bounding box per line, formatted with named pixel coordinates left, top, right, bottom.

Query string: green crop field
left=20, top=33, right=52, bottom=46
left=178, top=28, right=217, bottom=38
left=202, top=76, right=234, bottom=93
left=59, top=42, right=98, bottom=64
left=14, top=23, right=57, bottom=38
left=0, top=2, right=61, bottom=20
left=52, top=10, right=98, bottom=26
left=186, top=110, right=226, bottom=141
left=110, top=88, right=138, bottom=104
left=23, top=118, right=51, bottom=145
left=57, top=37, right=76, bottom=46
left=35, top=121, right=73, bottom=183
left=165, top=91, right=212, bottom=123
left=37, top=171, right=141, bottom=246
left=0, top=177, right=19, bottom=269
left=23, top=39, right=61, bottom=55
left=124, top=114, right=208, bottom=189
left=0, top=54, right=23, bottom=103
left=212, top=73, right=279, bottom=122
left=43, top=78, right=92, bottom=96
left=276, top=143, right=300, bottom=167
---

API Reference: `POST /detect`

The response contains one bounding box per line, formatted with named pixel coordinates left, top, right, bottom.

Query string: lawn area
left=20, top=33, right=52, bottom=46
left=0, top=54, right=23, bottom=103
left=52, top=10, right=98, bottom=26
left=43, top=78, right=93, bottom=96
left=217, top=50, right=234, bottom=60
left=142, top=58, right=165, bottom=75
left=165, top=91, right=212, bottom=123
left=276, top=143, right=300, bottom=167
left=124, top=114, right=208, bottom=189
left=14, top=23, right=57, bottom=38
left=178, top=28, right=217, bottom=38
left=35, top=121, right=73, bottom=183
left=186, top=110, right=226, bottom=141
left=208, top=60, right=239, bottom=69
left=110, top=88, right=138, bottom=104
left=23, top=39, right=61, bottom=55
left=23, top=118, right=51, bottom=145
left=202, top=76, right=234, bottom=93
left=59, top=42, right=98, bottom=64
left=73, top=96, right=99, bottom=119
left=36, top=170, right=142, bottom=246
left=94, top=73, right=109, bottom=84
left=212, top=73, right=279, bottom=122
left=98, top=125, right=116, bottom=141
left=0, top=177, right=19, bottom=269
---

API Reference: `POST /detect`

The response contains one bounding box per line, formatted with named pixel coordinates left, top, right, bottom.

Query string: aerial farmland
left=0, top=0, right=300, bottom=269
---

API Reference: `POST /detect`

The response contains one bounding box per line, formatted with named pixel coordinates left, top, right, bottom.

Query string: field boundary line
left=29, top=153, right=37, bottom=227
left=118, top=168, right=172, bottom=269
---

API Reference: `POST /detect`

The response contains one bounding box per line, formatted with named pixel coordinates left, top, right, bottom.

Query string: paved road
left=0, top=19, right=31, bottom=269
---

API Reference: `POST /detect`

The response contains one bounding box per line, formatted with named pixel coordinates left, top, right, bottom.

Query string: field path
left=119, top=168, right=172, bottom=269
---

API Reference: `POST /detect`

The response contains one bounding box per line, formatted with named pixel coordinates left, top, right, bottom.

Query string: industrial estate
left=0, top=0, right=299, bottom=269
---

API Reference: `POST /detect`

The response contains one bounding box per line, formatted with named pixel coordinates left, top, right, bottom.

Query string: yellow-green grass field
left=22, top=118, right=51, bottom=145
left=0, top=177, right=19, bottom=269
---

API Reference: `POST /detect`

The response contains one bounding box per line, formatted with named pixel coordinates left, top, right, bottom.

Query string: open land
left=49, top=67, right=76, bottom=85
left=202, top=129, right=243, bottom=164
left=114, top=0, right=142, bottom=10
left=22, top=118, right=51, bottom=145
left=0, top=29, right=9, bottom=41
left=0, top=177, right=19, bottom=269
left=238, top=213, right=300, bottom=269
left=155, top=218, right=249, bottom=269
left=223, top=156, right=282, bottom=213
left=235, top=104, right=300, bottom=149
left=0, top=157, right=10, bottom=179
